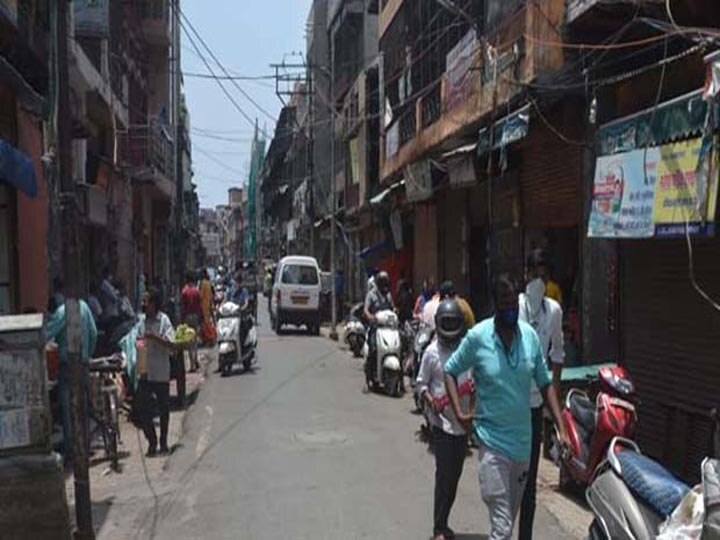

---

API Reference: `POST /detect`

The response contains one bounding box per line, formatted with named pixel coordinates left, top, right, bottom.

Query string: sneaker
left=146, top=446, right=157, bottom=458
left=159, top=445, right=170, bottom=455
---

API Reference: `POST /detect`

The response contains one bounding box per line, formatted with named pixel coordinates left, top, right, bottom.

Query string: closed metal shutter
left=414, top=201, right=438, bottom=290
left=621, top=239, right=720, bottom=482
left=519, top=105, right=583, bottom=229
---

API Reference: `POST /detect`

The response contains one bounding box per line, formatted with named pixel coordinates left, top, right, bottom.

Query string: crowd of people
left=364, top=250, right=570, bottom=540
left=44, top=265, right=255, bottom=464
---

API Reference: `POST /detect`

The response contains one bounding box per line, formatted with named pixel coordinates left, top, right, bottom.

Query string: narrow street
left=130, top=306, right=573, bottom=540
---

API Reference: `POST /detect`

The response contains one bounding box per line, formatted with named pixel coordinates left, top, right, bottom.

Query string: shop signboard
left=74, top=0, right=110, bottom=37
left=588, top=148, right=658, bottom=238
left=588, top=137, right=718, bottom=238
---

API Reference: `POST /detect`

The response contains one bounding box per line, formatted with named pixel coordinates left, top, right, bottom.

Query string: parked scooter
left=344, top=303, right=366, bottom=358
left=586, top=437, right=691, bottom=540
left=560, top=365, right=638, bottom=489
left=587, top=411, right=720, bottom=540
left=217, top=301, right=257, bottom=376
left=365, top=309, right=403, bottom=397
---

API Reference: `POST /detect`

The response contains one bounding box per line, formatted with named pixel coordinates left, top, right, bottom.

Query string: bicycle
left=89, top=354, right=124, bottom=471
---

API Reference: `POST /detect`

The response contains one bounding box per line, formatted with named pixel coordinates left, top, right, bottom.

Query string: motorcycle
left=559, top=365, right=638, bottom=490
left=217, top=301, right=258, bottom=377
left=366, top=310, right=403, bottom=397
left=344, top=303, right=366, bottom=358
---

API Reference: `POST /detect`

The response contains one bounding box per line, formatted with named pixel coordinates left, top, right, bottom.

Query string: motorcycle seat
left=616, top=450, right=690, bottom=517
left=569, top=393, right=596, bottom=433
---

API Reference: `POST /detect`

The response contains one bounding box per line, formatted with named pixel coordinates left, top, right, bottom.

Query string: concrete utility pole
left=173, top=0, right=183, bottom=282
left=55, top=0, right=94, bottom=537
left=307, top=62, right=315, bottom=258
left=329, top=40, right=338, bottom=341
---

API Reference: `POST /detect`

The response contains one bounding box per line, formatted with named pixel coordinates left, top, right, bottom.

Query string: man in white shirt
left=422, top=281, right=454, bottom=329
left=139, top=288, right=176, bottom=456
left=518, top=250, right=564, bottom=540
left=417, top=299, right=474, bottom=540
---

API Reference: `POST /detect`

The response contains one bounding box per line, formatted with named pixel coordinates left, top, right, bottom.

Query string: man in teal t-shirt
left=444, top=274, right=568, bottom=540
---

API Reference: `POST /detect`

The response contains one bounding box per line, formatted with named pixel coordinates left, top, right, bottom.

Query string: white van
left=271, top=256, right=322, bottom=335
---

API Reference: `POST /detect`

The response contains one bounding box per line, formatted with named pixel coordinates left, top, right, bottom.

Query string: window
left=281, top=264, right=319, bottom=286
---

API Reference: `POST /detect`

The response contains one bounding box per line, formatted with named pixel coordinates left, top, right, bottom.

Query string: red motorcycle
left=559, top=365, right=638, bottom=489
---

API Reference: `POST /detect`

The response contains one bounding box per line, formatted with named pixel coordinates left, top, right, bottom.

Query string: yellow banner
left=653, top=138, right=718, bottom=226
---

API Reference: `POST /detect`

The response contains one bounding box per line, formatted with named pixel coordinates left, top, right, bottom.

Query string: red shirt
left=180, top=284, right=202, bottom=321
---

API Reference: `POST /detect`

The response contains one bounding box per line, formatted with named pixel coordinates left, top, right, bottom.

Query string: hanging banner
left=653, top=138, right=719, bottom=236
left=588, top=148, right=659, bottom=238
left=445, top=30, right=478, bottom=112
left=74, top=0, right=109, bottom=37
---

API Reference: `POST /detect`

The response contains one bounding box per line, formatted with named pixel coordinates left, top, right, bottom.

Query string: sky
left=181, top=0, right=313, bottom=208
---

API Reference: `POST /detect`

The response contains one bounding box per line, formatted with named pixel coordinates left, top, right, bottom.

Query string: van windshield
left=281, top=264, right=319, bottom=285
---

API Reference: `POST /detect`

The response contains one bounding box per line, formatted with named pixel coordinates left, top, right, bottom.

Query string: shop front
left=588, top=89, right=720, bottom=481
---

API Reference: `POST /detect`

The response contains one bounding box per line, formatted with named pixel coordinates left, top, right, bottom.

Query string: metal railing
left=119, top=122, right=173, bottom=179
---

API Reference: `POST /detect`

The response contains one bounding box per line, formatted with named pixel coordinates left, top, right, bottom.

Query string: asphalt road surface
left=140, top=305, right=573, bottom=540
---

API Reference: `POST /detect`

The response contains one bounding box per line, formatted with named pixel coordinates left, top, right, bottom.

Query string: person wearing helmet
left=363, top=270, right=395, bottom=388
left=417, top=299, right=474, bottom=540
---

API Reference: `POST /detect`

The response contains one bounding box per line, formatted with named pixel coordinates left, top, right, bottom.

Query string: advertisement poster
left=653, top=138, right=719, bottom=236
left=588, top=148, right=659, bottom=238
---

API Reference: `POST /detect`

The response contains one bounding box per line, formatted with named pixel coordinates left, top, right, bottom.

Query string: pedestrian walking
left=45, top=279, right=98, bottom=466
left=417, top=299, right=473, bottom=540
left=199, top=268, right=215, bottom=344
left=443, top=274, right=569, bottom=540
left=180, top=271, right=202, bottom=371
left=518, top=250, right=564, bottom=540
left=138, top=288, right=176, bottom=457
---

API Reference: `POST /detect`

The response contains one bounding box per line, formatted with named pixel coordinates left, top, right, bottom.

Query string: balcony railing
left=421, top=81, right=442, bottom=129
left=399, top=108, right=416, bottom=147
left=119, top=122, right=173, bottom=181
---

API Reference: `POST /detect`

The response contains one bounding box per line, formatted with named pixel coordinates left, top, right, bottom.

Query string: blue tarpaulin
left=0, top=139, right=38, bottom=198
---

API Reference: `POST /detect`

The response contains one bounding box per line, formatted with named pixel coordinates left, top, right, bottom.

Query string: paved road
left=139, top=306, right=573, bottom=540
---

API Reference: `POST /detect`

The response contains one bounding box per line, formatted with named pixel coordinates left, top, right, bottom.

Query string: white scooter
left=366, top=310, right=403, bottom=397
left=217, top=301, right=257, bottom=376
left=344, top=303, right=366, bottom=358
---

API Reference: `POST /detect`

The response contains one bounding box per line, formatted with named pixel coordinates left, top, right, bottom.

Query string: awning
left=598, top=89, right=713, bottom=156
left=0, top=139, right=38, bottom=198
left=369, top=179, right=405, bottom=206
left=477, top=104, right=530, bottom=155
